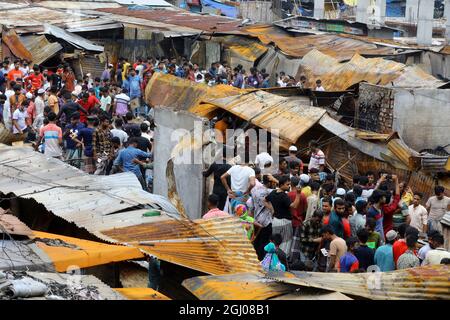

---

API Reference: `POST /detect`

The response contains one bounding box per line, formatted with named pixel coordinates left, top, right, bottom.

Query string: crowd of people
left=0, top=58, right=154, bottom=190
left=0, top=56, right=324, bottom=192
left=203, top=143, right=450, bottom=273
left=1, top=56, right=448, bottom=274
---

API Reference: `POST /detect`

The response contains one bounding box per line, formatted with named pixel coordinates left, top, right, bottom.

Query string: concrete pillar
left=405, top=0, right=419, bottom=23
left=314, top=0, right=325, bottom=19
left=445, top=0, right=450, bottom=44
left=417, top=0, right=435, bottom=46
left=356, top=0, right=370, bottom=24
left=375, top=0, right=386, bottom=23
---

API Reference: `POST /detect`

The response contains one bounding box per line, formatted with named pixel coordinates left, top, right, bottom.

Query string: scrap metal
left=182, top=272, right=297, bottom=300
left=269, top=265, right=450, bottom=300
left=114, top=287, right=170, bottom=300
left=297, top=49, right=445, bottom=91
left=0, top=146, right=261, bottom=276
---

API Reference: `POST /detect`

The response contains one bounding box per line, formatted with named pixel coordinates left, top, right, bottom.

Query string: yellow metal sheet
left=272, top=265, right=450, bottom=300
left=100, top=217, right=262, bottom=276
left=144, top=72, right=244, bottom=110
left=33, top=231, right=145, bottom=272
left=183, top=273, right=295, bottom=300
left=242, top=25, right=394, bottom=61
left=298, top=49, right=443, bottom=90
left=114, top=288, right=170, bottom=300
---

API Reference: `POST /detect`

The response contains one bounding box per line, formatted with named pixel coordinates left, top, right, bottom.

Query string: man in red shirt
left=393, top=224, right=419, bottom=267
left=25, top=65, right=44, bottom=93
left=77, top=91, right=99, bottom=124
left=381, top=174, right=401, bottom=237
left=288, top=176, right=307, bottom=231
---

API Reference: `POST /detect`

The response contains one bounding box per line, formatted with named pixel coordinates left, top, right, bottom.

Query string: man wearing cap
left=57, top=92, right=87, bottom=128
left=285, top=145, right=304, bottom=174
left=374, top=230, right=397, bottom=271
left=299, top=174, right=312, bottom=198
left=35, top=89, right=46, bottom=118
left=101, top=64, right=114, bottom=82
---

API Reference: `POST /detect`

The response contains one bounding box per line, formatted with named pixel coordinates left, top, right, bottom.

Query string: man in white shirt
left=315, top=79, right=325, bottom=91
left=221, top=162, right=256, bottom=214
left=34, top=88, right=46, bottom=117
left=12, top=102, right=29, bottom=135
left=255, top=151, right=273, bottom=170
left=426, top=186, right=450, bottom=233
left=3, top=82, right=15, bottom=130
left=406, top=192, right=428, bottom=234
left=110, top=118, right=128, bottom=146
left=308, top=140, right=326, bottom=172
left=422, top=234, right=450, bottom=265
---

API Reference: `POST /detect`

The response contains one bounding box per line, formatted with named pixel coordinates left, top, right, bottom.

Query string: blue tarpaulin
left=201, top=0, right=238, bottom=18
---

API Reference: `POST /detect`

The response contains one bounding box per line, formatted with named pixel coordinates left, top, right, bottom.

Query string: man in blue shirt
left=374, top=229, right=397, bottom=271
left=113, top=137, right=151, bottom=189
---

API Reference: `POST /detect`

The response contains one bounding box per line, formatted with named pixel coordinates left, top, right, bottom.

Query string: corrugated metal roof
left=0, top=146, right=262, bottom=276
left=297, top=49, right=445, bottom=90
left=43, top=24, right=104, bottom=52
left=37, top=1, right=123, bottom=10
left=271, top=265, right=450, bottom=300
left=19, top=35, right=63, bottom=65
left=1, top=29, right=33, bottom=61
left=0, top=208, right=33, bottom=237
left=182, top=272, right=297, bottom=300
left=33, top=230, right=145, bottom=272
left=241, top=25, right=396, bottom=61
left=202, top=91, right=326, bottom=144
left=145, top=72, right=244, bottom=111
left=97, top=7, right=243, bottom=33
left=113, top=287, right=171, bottom=300
left=0, top=240, right=54, bottom=272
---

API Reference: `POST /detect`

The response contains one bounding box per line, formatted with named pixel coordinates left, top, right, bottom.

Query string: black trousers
left=253, top=223, right=272, bottom=261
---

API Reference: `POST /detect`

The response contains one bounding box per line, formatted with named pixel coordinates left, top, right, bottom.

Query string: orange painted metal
left=101, top=216, right=262, bottom=276
left=183, top=273, right=296, bottom=300
left=2, top=29, right=33, bottom=61
left=33, top=231, right=145, bottom=272
left=114, top=288, right=170, bottom=300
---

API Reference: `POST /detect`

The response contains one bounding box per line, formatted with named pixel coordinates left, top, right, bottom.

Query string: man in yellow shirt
left=122, top=58, right=131, bottom=81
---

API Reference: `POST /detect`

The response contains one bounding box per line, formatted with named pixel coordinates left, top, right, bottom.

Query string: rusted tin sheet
left=0, top=146, right=261, bottom=276
left=114, top=288, right=170, bottom=300
left=145, top=72, right=243, bottom=110
left=19, top=35, right=63, bottom=65
left=241, top=25, right=395, bottom=61
left=203, top=91, right=326, bottom=144
left=1, top=29, right=33, bottom=61
left=271, top=265, right=450, bottom=300
left=387, top=138, right=421, bottom=170
left=101, top=216, right=262, bottom=275
left=407, top=171, right=436, bottom=202
left=0, top=208, right=33, bottom=237
left=98, top=7, right=243, bottom=33
left=182, top=273, right=296, bottom=300
left=297, top=49, right=444, bottom=91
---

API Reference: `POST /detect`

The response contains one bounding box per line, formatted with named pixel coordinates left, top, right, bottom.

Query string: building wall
left=239, top=1, right=275, bottom=23
left=153, top=108, right=208, bottom=220
left=356, top=83, right=394, bottom=133
left=393, top=88, right=450, bottom=150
